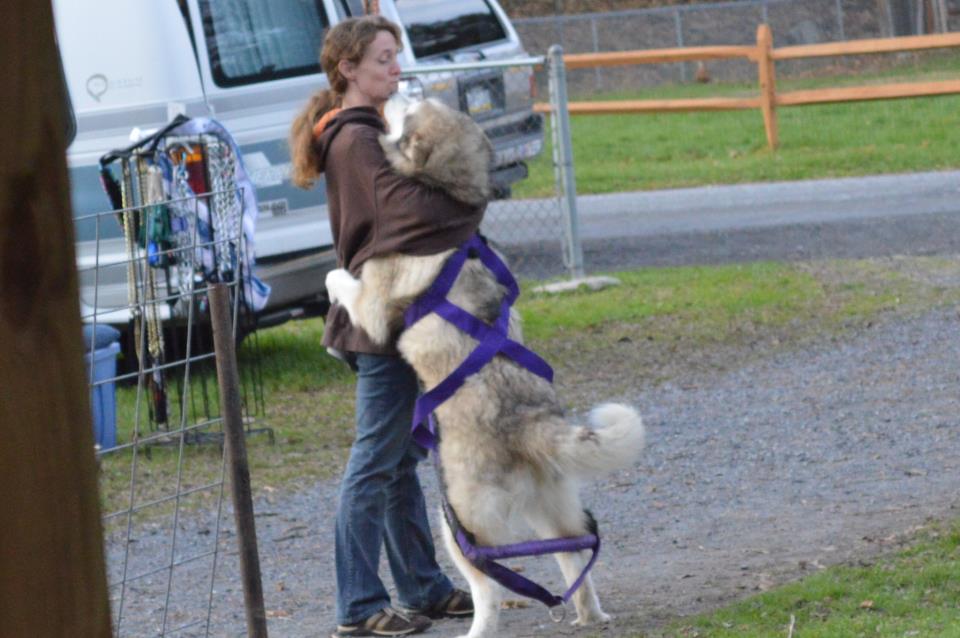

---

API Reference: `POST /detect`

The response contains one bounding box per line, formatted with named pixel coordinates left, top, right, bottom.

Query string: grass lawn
left=643, top=522, right=960, bottom=638
left=516, top=52, right=960, bottom=197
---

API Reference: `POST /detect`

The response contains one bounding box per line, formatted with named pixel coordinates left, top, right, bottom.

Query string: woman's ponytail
left=289, top=88, right=339, bottom=189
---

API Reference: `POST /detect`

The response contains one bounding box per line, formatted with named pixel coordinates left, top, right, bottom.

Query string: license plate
left=258, top=198, right=289, bottom=217
left=466, top=85, right=493, bottom=115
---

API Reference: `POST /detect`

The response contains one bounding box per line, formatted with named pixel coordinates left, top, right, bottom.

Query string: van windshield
left=198, top=0, right=329, bottom=87
left=395, top=0, right=507, bottom=59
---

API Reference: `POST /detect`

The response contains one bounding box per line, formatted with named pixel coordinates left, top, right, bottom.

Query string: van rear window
left=199, top=0, right=329, bottom=87
left=395, top=0, right=507, bottom=59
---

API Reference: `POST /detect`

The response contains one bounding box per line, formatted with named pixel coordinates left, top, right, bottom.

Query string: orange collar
left=312, top=107, right=342, bottom=139
left=312, top=104, right=388, bottom=139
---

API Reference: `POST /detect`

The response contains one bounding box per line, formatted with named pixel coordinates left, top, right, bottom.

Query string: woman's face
left=342, top=30, right=401, bottom=107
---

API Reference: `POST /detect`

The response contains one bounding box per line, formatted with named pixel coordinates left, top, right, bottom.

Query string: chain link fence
left=513, top=0, right=960, bottom=95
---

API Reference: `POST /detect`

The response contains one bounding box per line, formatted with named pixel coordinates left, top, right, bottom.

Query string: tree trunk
left=0, top=1, right=112, bottom=636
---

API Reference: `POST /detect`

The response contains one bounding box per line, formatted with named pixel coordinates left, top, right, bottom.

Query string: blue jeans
left=335, top=353, right=453, bottom=625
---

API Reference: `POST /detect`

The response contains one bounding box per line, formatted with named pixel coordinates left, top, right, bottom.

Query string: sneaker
left=402, top=588, right=474, bottom=619
left=332, top=607, right=432, bottom=637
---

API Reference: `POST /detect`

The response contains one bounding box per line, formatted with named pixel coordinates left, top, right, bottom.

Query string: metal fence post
left=209, top=283, right=268, bottom=638
left=674, top=8, right=688, bottom=82
left=547, top=44, right=585, bottom=279
left=590, top=16, right=602, bottom=91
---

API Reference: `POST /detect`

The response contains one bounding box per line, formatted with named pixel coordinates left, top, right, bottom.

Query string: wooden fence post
left=757, top=24, right=780, bottom=150
left=209, top=284, right=268, bottom=638
left=0, top=1, right=112, bottom=636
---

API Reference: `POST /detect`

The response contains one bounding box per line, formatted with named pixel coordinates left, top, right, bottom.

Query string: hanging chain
left=120, top=158, right=143, bottom=361
left=206, top=136, right=244, bottom=282
left=139, top=158, right=165, bottom=364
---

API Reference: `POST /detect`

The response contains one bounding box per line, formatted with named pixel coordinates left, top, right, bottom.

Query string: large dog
left=325, top=95, right=645, bottom=638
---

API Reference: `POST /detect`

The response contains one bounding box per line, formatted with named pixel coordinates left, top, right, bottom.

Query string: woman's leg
left=334, top=353, right=449, bottom=624
left=382, top=438, right=451, bottom=610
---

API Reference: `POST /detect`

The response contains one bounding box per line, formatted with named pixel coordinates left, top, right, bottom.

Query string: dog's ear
left=407, top=132, right=432, bottom=168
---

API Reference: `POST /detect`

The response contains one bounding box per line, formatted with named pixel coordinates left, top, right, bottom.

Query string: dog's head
left=382, top=94, right=460, bottom=169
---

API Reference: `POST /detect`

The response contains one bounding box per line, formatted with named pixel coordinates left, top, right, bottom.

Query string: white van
left=56, top=0, right=543, bottom=332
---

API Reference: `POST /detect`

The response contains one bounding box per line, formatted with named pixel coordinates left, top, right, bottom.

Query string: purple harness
left=403, top=234, right=601, bottom=609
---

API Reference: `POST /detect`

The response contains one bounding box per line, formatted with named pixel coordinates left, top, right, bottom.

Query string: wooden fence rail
left=534, top=27, right=960, bottom=150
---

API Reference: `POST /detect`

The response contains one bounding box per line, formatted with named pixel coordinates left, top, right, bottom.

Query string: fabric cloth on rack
left=156, top=117, right=271, bottom=312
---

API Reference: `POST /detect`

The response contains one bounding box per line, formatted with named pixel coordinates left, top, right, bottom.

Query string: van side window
left=339, top=0, right=366, bottom=16
left=198, top=0, right=330, bottom=87
left=394, top=0, right=507, bottom=59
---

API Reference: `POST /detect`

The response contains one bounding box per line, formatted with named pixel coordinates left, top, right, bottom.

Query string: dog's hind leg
left=523, top=487, right=611, bottom=627
left=440, top=511, right=502, bottom=638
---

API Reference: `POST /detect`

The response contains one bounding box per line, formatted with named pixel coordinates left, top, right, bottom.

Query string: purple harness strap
left=404, top=234, right=600, bottom=609
left=404, top=234, right=554, bottom=450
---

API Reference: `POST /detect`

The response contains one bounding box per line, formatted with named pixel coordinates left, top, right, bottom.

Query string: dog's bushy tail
left=556, top=403, right=645, bottom=478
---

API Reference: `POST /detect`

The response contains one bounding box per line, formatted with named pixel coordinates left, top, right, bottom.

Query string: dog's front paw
left=572, top=610, right=612, bottom=627
left=325, top=268, right=361, bottom=322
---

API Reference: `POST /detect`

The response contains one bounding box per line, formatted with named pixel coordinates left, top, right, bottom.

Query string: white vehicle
left=56, top=0, right=543, bottom=333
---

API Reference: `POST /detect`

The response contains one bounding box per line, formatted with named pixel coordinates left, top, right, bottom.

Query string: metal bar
left=513, top=0, right=783, bottom=24
left=835, top=0, right=847, bottom=40
left=400, top=56, right=545, bottom=74
left=102, top=480, right=224, bottom=521
left=534, top=96, right=762, bottom=114
left=590, top=16, right=602, bottom=91
left=115, top=164, right=151, bottom=632
left=562, top=46, right=758, bottom=69
left=204, top=439, right=230, bottom=636
left=209, top=283, right=267, bottom=638
left=547, top=45, right=584, bottom=279
left=674, top=8, right=688, bottom=82
left=161, top=618, right=208, bottom=637
left=96, top=352, right=217, bottom=388
left=107, top=549, right=219, bottom=586
left=96, top=417, right=228, bottom=458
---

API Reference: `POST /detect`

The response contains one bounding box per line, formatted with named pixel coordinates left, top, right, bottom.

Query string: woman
left=290, top=15, right=480, bottom=638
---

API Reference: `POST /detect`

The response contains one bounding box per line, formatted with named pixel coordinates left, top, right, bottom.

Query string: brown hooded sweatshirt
left=313, top=106, right=485, bottom=355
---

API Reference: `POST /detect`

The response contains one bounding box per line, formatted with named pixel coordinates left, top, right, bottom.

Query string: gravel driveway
left=106, top=301, right=960, bottom=637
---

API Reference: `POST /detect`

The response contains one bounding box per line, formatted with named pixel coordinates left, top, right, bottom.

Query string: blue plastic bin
left=82, top=325, right=121, bottom=450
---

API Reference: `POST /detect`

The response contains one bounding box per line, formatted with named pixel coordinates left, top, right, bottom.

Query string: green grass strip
left=651, top=524, right=960, bottom=638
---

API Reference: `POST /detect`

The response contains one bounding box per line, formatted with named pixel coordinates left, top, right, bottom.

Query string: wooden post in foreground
left=0, top=1, right=112, bottom=636
left=209, top=283, right=268, bottom=638
left=757, top=24, right=780, bottom=150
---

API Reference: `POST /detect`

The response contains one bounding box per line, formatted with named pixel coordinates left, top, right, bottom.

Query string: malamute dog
left=326, top=95, right=645, bottom=638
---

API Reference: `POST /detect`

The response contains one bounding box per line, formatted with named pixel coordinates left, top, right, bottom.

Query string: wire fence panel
left=84, top=129, right=269, bottom=636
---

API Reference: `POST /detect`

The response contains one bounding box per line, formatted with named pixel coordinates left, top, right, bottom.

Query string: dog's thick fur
left=379, top=95, right=493, bottom=206
left=326, top=95, right=645, bottom=638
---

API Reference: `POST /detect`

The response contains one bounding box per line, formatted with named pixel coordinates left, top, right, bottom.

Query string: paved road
left=575, top=171, right=960, bottom=238
left=485, top=170, right=960, bottom=276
